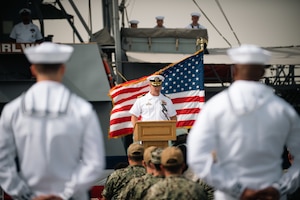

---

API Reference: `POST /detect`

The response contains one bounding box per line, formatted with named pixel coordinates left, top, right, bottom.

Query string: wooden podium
left=133, top=120, right=177, bottom=148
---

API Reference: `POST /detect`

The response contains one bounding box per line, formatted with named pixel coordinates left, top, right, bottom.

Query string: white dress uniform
left=0, top=42, right=105, bottom=200
left=154, top=25, right=166, bottom=28
left=129, top=92, right=177, bottom=121
left=185, top=23, right=206, bottom=29
left=9, top=22, right=43, bottom=43
left=187, top=45, right=300, bottom=200
left=0, top=81, right=105, bottom=200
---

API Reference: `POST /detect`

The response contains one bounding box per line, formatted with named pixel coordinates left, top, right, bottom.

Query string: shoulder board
left=137, top=93, right=146, bottom=98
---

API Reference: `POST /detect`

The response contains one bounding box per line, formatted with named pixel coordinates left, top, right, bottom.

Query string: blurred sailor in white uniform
left=187, top=44, right=300, bottom=200
left=0, top=42, right=105, bottom=200
left=129, top=74, right=177, bottom=127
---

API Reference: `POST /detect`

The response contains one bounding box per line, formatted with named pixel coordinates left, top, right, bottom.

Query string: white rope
left=192, top=0, right=232, bottom=47
left=215, top=0, right=241, bottom=46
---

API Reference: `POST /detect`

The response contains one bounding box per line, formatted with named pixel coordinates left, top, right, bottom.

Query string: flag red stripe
left=110, top=116, right=131, bottom=125
left=111, top=105, right=133, bottom=114
left=176, top=108, right=201, bottom=115
left=177, top=120, right=195, bottom=127
left=113, top=91, right=147, bottom=105
left=109, top=128, right=134, bottom=138
left=172, top=96, right=205, bottom=104
left=109, top=76, right=147, bottom=92
left=111, top=84, right=148, bottom=99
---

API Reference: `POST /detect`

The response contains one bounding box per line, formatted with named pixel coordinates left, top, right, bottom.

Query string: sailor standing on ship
left=9, top=8, right=44, bottom=43
left=185, top=12, right=206, bottom=29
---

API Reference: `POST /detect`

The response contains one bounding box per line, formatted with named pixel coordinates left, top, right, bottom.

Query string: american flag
left=108, top=50, right=205, bottom=138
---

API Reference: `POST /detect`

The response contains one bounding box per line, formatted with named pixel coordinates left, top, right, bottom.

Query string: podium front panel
left=134, top=121, right=176, bottom=142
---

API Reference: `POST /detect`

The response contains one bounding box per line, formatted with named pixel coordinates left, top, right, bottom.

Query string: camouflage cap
left=161, top=146, right=184, bottom=166
left=144, top=146, right=157, bottom=164
left=151, top=147, right=163, bottom=164
left=127, top=143, right=144, bottom=157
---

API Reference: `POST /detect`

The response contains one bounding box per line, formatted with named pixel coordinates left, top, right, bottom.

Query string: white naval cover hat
left=129, top=19, right=139, bottom=24
left=147, top=74, right=165, bottom=86
left=24, top=42, right=74, bottom=64
left=191, top=12, right=201, bottom=17
left=155, top=16, right=164, bottom=20
left=227, top=44, right=271, bottom=65
left=19, top=8, right=31, bottom=15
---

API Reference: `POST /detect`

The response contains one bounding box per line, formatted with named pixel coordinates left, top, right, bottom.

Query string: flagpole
left=155, top=41, right=205, bottom=75
left=200, top=38, right=205, bottom=51
left=112, top=0, right=123, bottom=84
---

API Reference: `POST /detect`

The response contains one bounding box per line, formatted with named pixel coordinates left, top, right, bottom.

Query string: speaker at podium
left=133, top=120, right=177, bottom=148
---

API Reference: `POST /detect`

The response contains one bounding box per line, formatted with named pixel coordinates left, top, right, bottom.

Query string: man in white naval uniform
left=185, top=12, right=209, bottom=54
left=187, top=44, right=300, bottom=200
left=154, top=16, right=166, bottom=28
left=9, top=8, right=44, bottom=43
left=185, top=12, right=206, bottom=29
left=129, top=74, right=177, bottom=127
left=0, top=42, right=105, bottom=200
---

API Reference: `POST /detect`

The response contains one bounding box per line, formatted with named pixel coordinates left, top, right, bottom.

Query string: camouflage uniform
left=144, top=175, right=208, bottom=200
left=117, top=173, right=164, bottom=200
left=198, top=178, right=215, bottom=200
left=184, top=167, right=215, bottom=200
left=101, top=165, right=146, bottom=199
